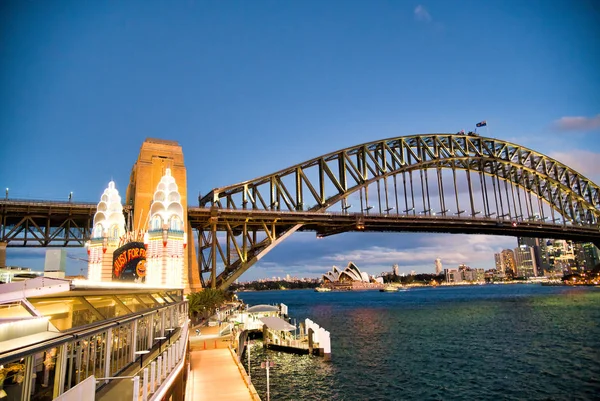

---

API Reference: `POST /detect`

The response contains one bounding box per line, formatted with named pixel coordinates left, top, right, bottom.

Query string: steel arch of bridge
left=195, top=133, right=600, bottom=289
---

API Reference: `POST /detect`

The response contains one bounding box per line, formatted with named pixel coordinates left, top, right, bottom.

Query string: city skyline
left=2, top=1, right=599, bottom=280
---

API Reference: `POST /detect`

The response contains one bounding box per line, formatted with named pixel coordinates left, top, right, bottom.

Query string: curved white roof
left=323, top=262, right=370, bottom=283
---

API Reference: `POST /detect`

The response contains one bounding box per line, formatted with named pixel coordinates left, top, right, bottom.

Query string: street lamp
left=5, top=188, right=8, bottom=200
left=68, top=191, right=73, bottom=202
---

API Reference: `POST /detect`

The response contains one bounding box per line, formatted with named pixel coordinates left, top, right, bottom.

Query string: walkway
left=185, top=325, right=255, bottom=401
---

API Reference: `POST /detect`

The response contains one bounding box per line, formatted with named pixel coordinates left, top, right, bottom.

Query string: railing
left=132, top=320, right=189, bottom=401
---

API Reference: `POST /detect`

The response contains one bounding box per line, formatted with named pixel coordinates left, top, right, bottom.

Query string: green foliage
left=230, top=280, right=320, bottom=291
left=187, top=288, right=226, bottom=318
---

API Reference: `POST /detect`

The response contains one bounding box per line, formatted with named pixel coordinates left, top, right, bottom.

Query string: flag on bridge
left=476, top=121, right=487, bottom=127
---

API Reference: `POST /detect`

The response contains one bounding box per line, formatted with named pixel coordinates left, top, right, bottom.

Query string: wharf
left=185, top=325, right=258, bottom=401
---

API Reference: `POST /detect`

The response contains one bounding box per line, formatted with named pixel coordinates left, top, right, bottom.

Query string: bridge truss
left=196, top=133, right=600, bottom=289
left=0, top=200, right=98, bottom=247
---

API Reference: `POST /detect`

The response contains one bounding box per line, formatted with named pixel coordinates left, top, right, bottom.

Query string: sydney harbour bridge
left=1, top=133, right=599, bottom=290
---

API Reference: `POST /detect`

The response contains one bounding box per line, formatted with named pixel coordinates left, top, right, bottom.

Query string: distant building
left=514, top=245, right=538, bottom=278
left=435, top=258, right=443, bottom=275
left=574, top=243, right=600, bottom=271
left=444, top=268, right=461, bottom=283
left=322, top=262, right=383, bottom=290
left=393, top=264, right=399, bottom=276
left=500, top=249, right=516, bottom=279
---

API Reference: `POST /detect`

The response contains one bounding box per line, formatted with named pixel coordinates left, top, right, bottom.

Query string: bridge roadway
left=1, top=199, right=598, bottom=246
left=186, top=207, right=600, bottom=245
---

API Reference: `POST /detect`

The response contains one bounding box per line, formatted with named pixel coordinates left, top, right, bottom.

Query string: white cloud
left=554, top=114, right=600, bottom=131
left=320, top=234, right=515, bottom=275
left=414, top=5, right=432, bottom=22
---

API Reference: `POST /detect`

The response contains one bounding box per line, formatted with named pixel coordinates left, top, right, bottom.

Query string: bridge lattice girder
left=197, top=134, right=600, bottom=289
left=0, top=201, right=99, bottom=247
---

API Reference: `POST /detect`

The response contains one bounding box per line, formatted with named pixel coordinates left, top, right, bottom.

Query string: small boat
left=380, top=286, right=399, bottom=292
left=315, top=287, right=331, bottom=292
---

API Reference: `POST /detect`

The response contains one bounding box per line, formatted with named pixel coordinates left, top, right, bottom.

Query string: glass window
left=137, top=294, right=159, bottom=309
left=29, top=297, right=102, bottom=331
left=84, top=296, right=130, bottom=319
left=0, top=358, right=26, bottom=401
left=0, top=301, right=33, bottom=319
left=169, top=216, right=181, bottom=231
left=116, top=295, right=146, bottom=313
left=151, top=293, right=168, bottom=305
left=151, top=216, right=162, bottom=230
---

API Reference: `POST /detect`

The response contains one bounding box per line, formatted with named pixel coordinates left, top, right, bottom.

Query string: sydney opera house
left=322, top=262, right=384, bottom=290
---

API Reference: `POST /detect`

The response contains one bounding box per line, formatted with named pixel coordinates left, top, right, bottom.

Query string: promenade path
left=185, top=325, right=255, bottom=401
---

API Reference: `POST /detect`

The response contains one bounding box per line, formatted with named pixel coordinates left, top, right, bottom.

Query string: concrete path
left=185, top=348, right=254, bottom=401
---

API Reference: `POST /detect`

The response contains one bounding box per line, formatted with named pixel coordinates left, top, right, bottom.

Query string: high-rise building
left=514, top=245, right=537, bottom=278
left=393, top=264, right=399, bottom=276
left=547, top=239, right=576, bottom=276
left=500, top=249, right=516, bottom=279
left=434, top=258, right=442, bottom=275
left=494, top=253, right=504, bottom=274
left=518, top=237, right=546, bottom=276
left=574, top=243, right=600, bottom=271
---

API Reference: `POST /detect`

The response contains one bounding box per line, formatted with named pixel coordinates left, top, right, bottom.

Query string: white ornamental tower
left=87, top=181, right=126, bottom=282
left=144, top=168, right=187, bottom=288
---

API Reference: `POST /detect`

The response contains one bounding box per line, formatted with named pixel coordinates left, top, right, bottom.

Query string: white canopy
left=259, top=316, right=296, bottom=331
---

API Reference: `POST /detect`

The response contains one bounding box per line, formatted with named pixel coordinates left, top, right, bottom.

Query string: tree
left=187, top=288, right=226, bottom=320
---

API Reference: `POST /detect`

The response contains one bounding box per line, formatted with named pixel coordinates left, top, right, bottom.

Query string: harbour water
left=238, top=285, right=600, bottom=400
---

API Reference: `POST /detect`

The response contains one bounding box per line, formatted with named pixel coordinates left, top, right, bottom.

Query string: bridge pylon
left=126, top=138, right=202, bottom=293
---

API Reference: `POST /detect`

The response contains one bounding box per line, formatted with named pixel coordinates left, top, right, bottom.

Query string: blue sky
left=1, top=1, right=599, bottom=280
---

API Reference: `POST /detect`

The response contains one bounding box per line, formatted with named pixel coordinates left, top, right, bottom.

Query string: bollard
left=204, top=341, right=206, bottom=350
left=132, top=376, right=140, bottom=401
left=214, top=340, right=217, bottom=349
left=142, top=368, right=149, bottom=401
left=150, top=361, right=156, bottom=393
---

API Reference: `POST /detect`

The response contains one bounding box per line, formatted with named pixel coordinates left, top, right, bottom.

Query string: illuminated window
left=151, top=215, right=162, bottom=230
left=169, top=216, right=182, bottom=231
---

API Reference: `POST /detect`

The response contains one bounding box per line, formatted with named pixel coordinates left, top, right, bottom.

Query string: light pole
left=247, top=340, right=251, bottom=384
left=5, top=188, right=8, bottom=200
left=68, top=191, right=73, bottom=202
left=261, top=357, right=275, bottom=401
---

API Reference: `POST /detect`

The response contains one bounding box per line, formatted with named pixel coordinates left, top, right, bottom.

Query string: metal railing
left=132, top=320, right=189, bottom=401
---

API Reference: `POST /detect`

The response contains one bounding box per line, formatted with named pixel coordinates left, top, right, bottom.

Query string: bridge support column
left=0, top=241, right=6, bottom=268
left=211, top=219, right=217, bottom=289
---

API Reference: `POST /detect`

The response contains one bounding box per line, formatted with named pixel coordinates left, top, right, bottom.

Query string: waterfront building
left=518, top=237, right=546, bottom=276
left=494, top=253, right=504, bottom=275
left=444, top=268, right=461, bottom=283
left=144, top=168, right=187, bottom=289
left=547, top=240, right=576, bottom=276
left=514, top=245, right=538, bottom=278
left=500, top=249, right=516, bottom=279
left=322, top=262, right=383, bottom=289
left=434, top=258, right=442, bottom=275
left=0, top=277, right=188, bottom=401
left=574, top=242, right=600, bottom=271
